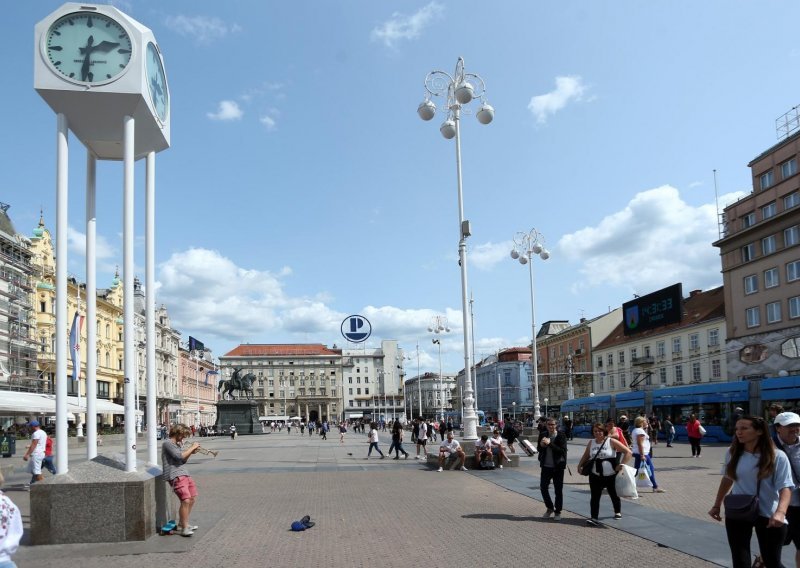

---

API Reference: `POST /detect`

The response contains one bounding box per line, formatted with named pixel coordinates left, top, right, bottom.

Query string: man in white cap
left=22, top=420, right=47, bottom=487
left=775, top=411, right=800, bottom=568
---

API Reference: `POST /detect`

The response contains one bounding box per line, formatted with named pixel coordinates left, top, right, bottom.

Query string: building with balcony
left=714, top=123, right=800, bottom=379
left=220, top=343, right=343, bottom=423
left=404, top=371, right=456, bottom=421
left=0, top=204, right=38, bottom=392
left=178, top=346, right=217, bottom=427
left=593, top=286, right=726, bottom=394
left=465, top=348, right=533, bottom=421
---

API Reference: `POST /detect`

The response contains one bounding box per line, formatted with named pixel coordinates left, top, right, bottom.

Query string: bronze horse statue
left=218, top=368, right=256, bottom=400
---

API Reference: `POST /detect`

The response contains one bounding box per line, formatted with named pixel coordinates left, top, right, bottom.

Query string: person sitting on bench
left=437, top=432, right=468, bottom=472
left=474, top=434, right=493, bottom=467
left=487, top=429, right=512, bottom=468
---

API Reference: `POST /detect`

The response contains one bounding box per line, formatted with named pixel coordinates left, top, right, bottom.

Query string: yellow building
left=29, top=216, right=126, bottom=426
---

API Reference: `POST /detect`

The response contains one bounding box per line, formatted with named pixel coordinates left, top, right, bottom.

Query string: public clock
left=145, top=42, right=169, bottom=123
left=43, top=11, right=133, bottom=85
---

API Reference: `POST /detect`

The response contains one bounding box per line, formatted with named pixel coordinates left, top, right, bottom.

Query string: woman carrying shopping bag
left=631, top=416, right=665, bottom=493
left=686, top=413, right=704, bottom=457
left=709, top=416, right=793, bottom=568
left=577, top=422, right=632, bottom=526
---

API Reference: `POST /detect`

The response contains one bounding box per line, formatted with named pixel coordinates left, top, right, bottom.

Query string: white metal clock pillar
left=417, top=58, right=494, bottom=441
left=55, top=113, right=69, bottom=473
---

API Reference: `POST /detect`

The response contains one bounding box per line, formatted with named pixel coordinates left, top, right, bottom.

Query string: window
left=760, top=170, right=774, bottom=190
left=785, top=226, right=800, bottom=247
left=744, top=274, right=758, bottom=294
left=762, top=235, right=777, bottom=255
left=762, top=202, right=777, bottom=220
left=767, top=301, right=782, bottom=324
left=607, top=353, right=613, bottom=366
left=674, top=365, right=683, bottom=384
left=746, top=307, right=760, bottom=328
left=785, top=192, right=800, bottom=210
left=689, top=333, right=700, bottom=350
left=742, top=243, right=755, bottom=263
left=609, top=376, right=615, bottom=390
left=712, top=359, right=721, bottom=380
left=620, top=372, right=626, bottom=388
left=365, top=388, right=369, bottom=395
left=790, top=297, right=800, bottom=319
left=659, top=368, right=667, bottom=384
left=618, top=351, right=625, bottom=364
left=672, top=337, right=681, bottom=353
left=630, top=347, right=638, bottom=360
left=764, top=267, right=779, bottom=289
left=644, top=345, right=651, bottom=357
left=597, top=357, right=603, bottom=368
left=356, top=388, right=361, bottom=395
left=656, top=341, right=666, bottom=357
left=782, top=158, right=798, bottom=179
left=692, top=362, right=701, bottom=382
left=709, top=328, right=720, bottom=347
left=789, top=260, right=800, bottom=282
left=742, top=212, right=756, bottom=228
left=39, top=301, right=46, bottom=312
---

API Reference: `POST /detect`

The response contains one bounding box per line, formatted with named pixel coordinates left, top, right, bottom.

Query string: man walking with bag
left=538, top=418, right=568, bottom=521
left=774, top=412, right=800, bottom=568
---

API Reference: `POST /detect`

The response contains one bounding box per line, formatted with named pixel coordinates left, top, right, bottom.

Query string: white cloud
left=470, top=241, right=512, bottom=271
left=557, top=185, right=732, bottom=295
left=163, top=15, right=241, bottom=44
left=528, top=76, right=587, bottom=124
left=207, top=100, right=243, bottom=121
left=66, top=226, right=115, bottom=259
left=371, top=2, right=444, bottom=48
left=259, top=115, right=277, bottom=131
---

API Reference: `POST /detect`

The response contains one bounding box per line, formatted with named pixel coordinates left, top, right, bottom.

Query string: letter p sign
left=341, top=315, right=372, bottom=343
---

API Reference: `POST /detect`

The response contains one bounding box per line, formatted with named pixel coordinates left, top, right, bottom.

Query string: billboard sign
left=622, top=283, right=683, bottom=336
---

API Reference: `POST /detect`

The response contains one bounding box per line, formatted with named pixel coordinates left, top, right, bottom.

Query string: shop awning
left=0, top=391, right=141, bottom=415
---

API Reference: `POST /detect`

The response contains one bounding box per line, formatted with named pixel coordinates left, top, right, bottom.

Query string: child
left=162, top=424, right=200, bottom=536
left=0, top=470, right=22, bottom=567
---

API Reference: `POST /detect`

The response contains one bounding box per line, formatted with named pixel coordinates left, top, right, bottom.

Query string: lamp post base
left=533, top=402, right=541, bottom=421
left=462, top=394, right=478, bottom=440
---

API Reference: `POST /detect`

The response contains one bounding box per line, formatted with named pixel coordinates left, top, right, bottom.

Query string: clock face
left=145, top=42, right=169, bottom=122
left=44, top=11, right=132, bottom=85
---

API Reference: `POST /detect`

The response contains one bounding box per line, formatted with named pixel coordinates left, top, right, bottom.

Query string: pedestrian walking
left=339, top=422, right=347, bottom=443
left=162, top=424, right=201, bottom=537
left=229, top=424, right=237, bottom=440
left=663, top=416, right=674, bottom=447
left=686, top=413, right=703, bottom=457
left=321, top=421, right=328, bottom=440
left=366, top=423, right=385, bottom=459
left=577, top=422, right=632, bottom=526
left=538, top=418, right=567, bottom=521
left=562, top=415, right=573, bottom=441
left=773, top=412, right=800, bottom=568
left=21, top=420, right=46, bottom=488
left=415, top=418, right=428, bottom=459
left=388, top=419, right=409, bottom=459
left=709, top=415, right=793, bottom=568
left=631, top=416, right=665, bottom=493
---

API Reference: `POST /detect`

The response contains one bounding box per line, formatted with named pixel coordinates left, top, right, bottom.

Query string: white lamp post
left=544, top=397, right=549, bottom=418
left=429, top=315, right=449, bottom=423
left=432, top=338, right=444, bottom=422
left=510, top=229, right=550, bottom=420
left=512, top=401, right=516, bottom=421
left=418, top=57, right=493, bottom=441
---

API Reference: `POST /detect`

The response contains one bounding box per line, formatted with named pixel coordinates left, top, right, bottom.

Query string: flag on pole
left=188, top=336, right=204, bottom=352
left=70, top=311, right=84, bottom=383
left=205, top=370, right=219, bottom=385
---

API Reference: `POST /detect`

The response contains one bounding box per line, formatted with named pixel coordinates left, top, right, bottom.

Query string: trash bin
left=0, top=434, right=16, bottom=458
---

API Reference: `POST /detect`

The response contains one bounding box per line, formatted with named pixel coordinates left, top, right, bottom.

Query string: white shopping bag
left=636, top=461, right=653, bottom=488
left=615, top=464, right=639, bottom=499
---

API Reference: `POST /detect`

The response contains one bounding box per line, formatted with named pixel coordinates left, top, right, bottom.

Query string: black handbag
left=724, top=479, right=761, bottom=522
left=579, top=440, right=607, bottom=476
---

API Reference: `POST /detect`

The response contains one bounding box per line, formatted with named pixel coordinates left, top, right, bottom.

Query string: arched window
left=105, top=351, right=110, bottom=368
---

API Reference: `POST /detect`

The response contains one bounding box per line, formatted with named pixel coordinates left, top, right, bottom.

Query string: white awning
left=0, top=392, right=141, bottom=415
left=347, top=413, right=364, bottom=418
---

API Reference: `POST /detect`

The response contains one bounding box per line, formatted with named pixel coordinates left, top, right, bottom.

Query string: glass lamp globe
left=455, top=82, right=474, bottom=104
left=532, top=243, right=543, bottom=255
left=417, top=100, right=436, bottom=121
left=440, top=120, right=456, bottom=139
left=518, top=255, right=528, bottom=265
left=476, top=103, right=494, bottom=125
left=540, top=250, right=550, bottom=260
left=510, top=250, right=519, bottom=259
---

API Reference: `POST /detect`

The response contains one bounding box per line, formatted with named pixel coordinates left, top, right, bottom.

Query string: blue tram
left=561, top=373, right=800, bottom=443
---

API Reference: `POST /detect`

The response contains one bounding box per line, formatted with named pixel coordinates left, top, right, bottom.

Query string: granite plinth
left=215, top=400, right=260, bottom=434
left=29, top=453, right=168, bottom=545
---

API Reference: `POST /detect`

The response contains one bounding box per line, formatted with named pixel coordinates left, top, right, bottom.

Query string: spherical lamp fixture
left=540, top=249, right=550, bottom=260
left=418, top=99, right=436, bottom=121
left=455, top=81, right=474, bottom=104
left=440, top=119, right=456, bottom=139
left=476, top=103, right=494, bottom=125
left=532, top=243, right=543, bottom=255
left=518, top=255, right=528, bottom=265
left=510, top=250, right=520, bottom=260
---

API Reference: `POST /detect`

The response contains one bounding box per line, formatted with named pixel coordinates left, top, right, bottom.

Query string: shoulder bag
left=723, top=478, right=761, bottom=523
left=579, top=440, right=607, bottom=476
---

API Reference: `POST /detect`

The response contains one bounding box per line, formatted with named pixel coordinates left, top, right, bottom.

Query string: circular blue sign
left=341, top=315, right=371, bottom=343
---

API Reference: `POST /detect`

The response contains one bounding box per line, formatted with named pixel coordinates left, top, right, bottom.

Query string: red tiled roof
left=222, top=344, right=342, bottom=357
left=595, top=286, right=725, bottom=349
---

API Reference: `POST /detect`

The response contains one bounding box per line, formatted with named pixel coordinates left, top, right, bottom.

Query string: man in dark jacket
left=537, top=417, right=568, bottom=521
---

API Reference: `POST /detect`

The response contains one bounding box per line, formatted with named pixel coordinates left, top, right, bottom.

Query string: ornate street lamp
left=418, top=58, right=493, bottom=441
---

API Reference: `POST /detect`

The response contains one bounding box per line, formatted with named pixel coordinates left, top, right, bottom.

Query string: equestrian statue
left=217, top=368, right=256, bottom=400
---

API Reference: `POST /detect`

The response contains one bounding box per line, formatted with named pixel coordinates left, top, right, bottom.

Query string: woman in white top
left=366, top=422, right=386, bottom=459
left=631, top=416, right=664, bottom=493
left=709, top=416, right=793, bottom=568
left=577, top=422, right=632, bottom=526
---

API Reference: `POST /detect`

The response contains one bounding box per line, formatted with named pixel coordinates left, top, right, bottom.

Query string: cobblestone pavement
left=7, top=430, right=736, bottom=568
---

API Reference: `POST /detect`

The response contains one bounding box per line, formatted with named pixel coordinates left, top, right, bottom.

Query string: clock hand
left=80, top=35, right=95, bottom=82
left=92, top=41, right=120, bottom=53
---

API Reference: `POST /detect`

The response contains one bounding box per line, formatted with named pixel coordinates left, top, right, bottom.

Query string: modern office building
left=404, top=371, right=456, bottom=421
left=341, top=340, right=405, bottom=422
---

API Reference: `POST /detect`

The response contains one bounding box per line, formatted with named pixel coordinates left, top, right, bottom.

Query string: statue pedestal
left=215, top=400, right=259, bottom=435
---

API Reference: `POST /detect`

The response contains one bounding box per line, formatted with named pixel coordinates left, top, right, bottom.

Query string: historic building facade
left=342, top=340, right=404, bottom=421
left=404, top=371, right=456, bottom=421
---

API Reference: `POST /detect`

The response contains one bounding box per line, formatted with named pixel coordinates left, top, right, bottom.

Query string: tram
left=561, top=374, right=800, bottom=443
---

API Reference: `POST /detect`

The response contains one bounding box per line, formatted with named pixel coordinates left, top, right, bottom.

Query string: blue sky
left=5, top=1, right=800, bottom=374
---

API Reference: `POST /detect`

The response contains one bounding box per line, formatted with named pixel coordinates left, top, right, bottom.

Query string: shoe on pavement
left=586, top=519, right=600, bottom=527
left=554, top=514, right=561, bottom=521
left=393, top=456, right=399, bottom=460
left=178, top=525, right=199, bottom=531
left=437, top=467, right=443, bottom=472
left=614, top=513, right=622, bottom=519
left=460, top=466, right=468, bottom=471
left=499, top=464, right=503, bottom=469
left=380, top=455, right=386, bottom=459
left=653, top=487, right=666, bottom=493
left=543, top=509, right=554, bottom=519
left=506, top=458, right=512, bottom=463
left=179, top=527, right=194, bottom=537
left=404, top=454, right=409, bottom=459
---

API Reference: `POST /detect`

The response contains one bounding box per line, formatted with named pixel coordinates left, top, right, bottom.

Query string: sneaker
left=586, top=519, right=600, bottom=527
left=22, top=484, right=30, bottom=492
left=380, top=455, right=386, bottom=459
left=178, top=524, right=199, bottom=531
left=404, top=454, right=409, bottom=460
left=437, top=467, right=443, bottom=472
left=179, top=527, right=194, bottom=537
left=460, top=466, right=468, bottom=471
left=653, top=487, right=666, bottom=493
left=554, top=514, right=561, bottom=521
left=506, top=458, right=512, bottom=463
left=614, top=513, right=622, bottom=519
left=499, top=464, right=503, bottom=469
left=543, top=509, right=554, bottom=519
